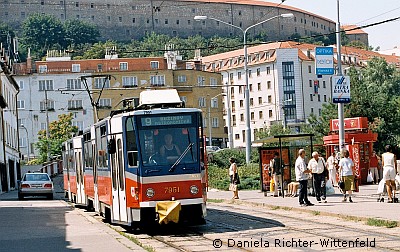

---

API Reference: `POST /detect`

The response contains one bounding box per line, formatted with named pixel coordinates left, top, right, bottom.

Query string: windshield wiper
left=169, top=143, right=194, bottom=172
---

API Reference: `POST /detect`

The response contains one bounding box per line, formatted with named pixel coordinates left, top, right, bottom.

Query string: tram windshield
left=127, top=113, right=199, bottom=168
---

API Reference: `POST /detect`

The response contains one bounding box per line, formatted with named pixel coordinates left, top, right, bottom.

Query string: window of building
left=164, top=19, right=168, bottom=24
left=249, top=84, right=253, bottom=92
left=75, top=1, right=79, bottom=7
left=250, top=98, right=253, bottom=106
left=150, top=61, right=159, bottom=69
left=308, top=65, right=312, bottom=73
left=269, top=110, right=273, bottom=118
left=251, top=112, right=254, bottom=120
left=132, top=18, right=136, bottom=23
left=258, top=97, right=262, bottom=105
left=259, top=111, right=263, bottom=119
left=210, top=77, right=217, bottom=87
left=107, top=16, right=111, bottom=22
left=240, top=114, right=244, bottom=121
left=17, top=100, right=25, bottom=109
left=311, top=107, right=314, bottom=114
left=256, top=68, right=261, bottom=76
left=239, top=86, right=243, bottom=94
left=267, top=81, right=271, bottom=89
left=178, top=75, right=186, bottom=82
left=238, top=72, right=242, bottom=80
left=211, top=97, right=218, bottom=108
left=198, top=97, right=206, bottom=107
left=150, top=75, right=165, bottom=86
left=318, top=94, right=321, bottom=102
left=94, top=77, right=110, bottom=89
left=323, top=80, right=326, bottom=88
left=71, top=64, right=80, bottom=72
left=38, top=80, right=54, bottom=91
left=324, top=95, right=327, bottom=102
left=68, top=100, right=83, bottom=110
left=97, top=64, right=102, bottom=72
left=268, top=95, right=272, bottom=103
left=18, top=81, right=24, bottom=90
left=310, top=94, right=313, bottom=101
left=122, top=76, right=138, bottom=87
left=240, top=100, right=244, bottom=108
left=211, top=118, right=219, bottom=128
left=248, top=69, right=252, bottom=78
left=197, top=76, right=205, bottom=86
left=66, top=79, right=82, bottom=90
left=319, top=108, right=322, bottom=116
left=235, top=134, right=240, bottom=140
left=38, top=65, right=47, bottom=73
left=40, top=100, right=55, bottom=111
left=119, top=17, right=122, bottom=22
left=258, top=83, right=261, bottom=91
left=98, top=98, right=112, bottom=108
left=119, top=62, right=128, bottom=70
left=72, top=121, right=84, bottom=131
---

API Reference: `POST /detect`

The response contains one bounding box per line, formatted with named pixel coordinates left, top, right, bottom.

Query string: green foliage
left=63, top=19, right=100, bottom=46
left=22, top=14, right=65, bottom=58
left=366, top=218, right=398, bottom=228
left=207, top=163, right=260, bottom=190
left=81, top=41, right=119, bottom=59
left=0, top=22, right=15, bottom=45
left=210, top=148, right=259, bottom=167
left=36, top=113, right=78, bottom=164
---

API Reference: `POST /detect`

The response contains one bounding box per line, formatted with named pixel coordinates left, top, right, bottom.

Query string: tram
left=63, top=89, right=207, bottom=226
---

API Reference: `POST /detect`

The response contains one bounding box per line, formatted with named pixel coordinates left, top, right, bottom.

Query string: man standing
left=270, top=152, right=282, bottom=197
left=326, top=151, right=338, bottom=187
left=308, top=151, right=328, bottom=203
left=295, top=149, right=314, bottom=206
left=369, top=151, right=379, bottom=184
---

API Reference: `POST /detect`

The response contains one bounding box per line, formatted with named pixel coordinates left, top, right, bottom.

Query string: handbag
left=229, top=183, right=237, bottom=191
left=338, top=180, right=345, bottom=190
left=367, top=171, right=374, bottom=183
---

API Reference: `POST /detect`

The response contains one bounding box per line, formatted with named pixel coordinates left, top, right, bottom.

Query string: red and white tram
left=63, top=89, right=207, bottom=226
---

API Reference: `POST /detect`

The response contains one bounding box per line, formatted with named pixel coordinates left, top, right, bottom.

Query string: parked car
left=18, top=173, right=54, bottom=200
left=206, top=146, right=221, bottom=153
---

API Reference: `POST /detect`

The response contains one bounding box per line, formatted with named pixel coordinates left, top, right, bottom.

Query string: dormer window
left=150, top=61, right=159, bottom=69
left=72, top=64, right=80, bottom=72
left=38, top=65, right=47, bottom=73
left=119, top=62, right=128, bottom=70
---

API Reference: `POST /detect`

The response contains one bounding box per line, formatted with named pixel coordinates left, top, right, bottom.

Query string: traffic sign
left=315, top=47, right=334, bottom=75
left=332, top=76, right=350, bottom=103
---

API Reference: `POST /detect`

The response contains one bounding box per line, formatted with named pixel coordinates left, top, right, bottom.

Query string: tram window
left=128, top=152, right=138, bottom=166
left=118, top=139, right=124, bottom=190
left=126, top=118, right=138, bottom=167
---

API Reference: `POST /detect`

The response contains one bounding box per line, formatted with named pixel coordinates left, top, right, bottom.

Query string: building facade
left=2, top=0, right=336, bottom=41
left=0, top=54, right=21, bottom=193
left=201, top=41, right=400, bottom=148
left=14, top=50, right=227, bottom=159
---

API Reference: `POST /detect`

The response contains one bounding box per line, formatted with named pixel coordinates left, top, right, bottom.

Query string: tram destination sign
left=141, top=115, right=192, bottom=126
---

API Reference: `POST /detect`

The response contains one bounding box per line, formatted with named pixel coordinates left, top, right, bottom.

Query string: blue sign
left=315, top=47, right=334, bottom=75
left=332, top=76, right=351, bottom=103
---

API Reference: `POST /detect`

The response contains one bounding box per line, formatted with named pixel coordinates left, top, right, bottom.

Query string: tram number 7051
left=165, top=186, right=180, bottom=193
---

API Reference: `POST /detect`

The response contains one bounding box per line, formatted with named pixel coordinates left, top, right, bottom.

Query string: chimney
left=26, top=48, right=32, bottom=73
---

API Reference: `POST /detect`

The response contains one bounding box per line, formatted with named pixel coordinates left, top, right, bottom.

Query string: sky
left=265, top=0, right=400, bottom=51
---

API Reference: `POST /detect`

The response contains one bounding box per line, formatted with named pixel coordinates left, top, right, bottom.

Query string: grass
left=207, top=199, right=224, bottom=203
left=270, top=206, right=281, bottom=210
left=312, top=211, right=320, bottom=216
left=366, top=218, right=398, bottom=228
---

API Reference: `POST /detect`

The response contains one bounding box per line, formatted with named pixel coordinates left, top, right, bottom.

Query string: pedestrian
left=295, top=149, right=314, bottom=206
left=382, top=145, right=397, bottom=203
left=326, top=151, right=338, bottom=187
left=308, top=151, right=328, bottom=203
left=369, top=150, right=379, bottom=184
left=229, top=157, right=239, bottom=199
left=287, top=182, right=299, bottom=197
left=338, top=149, right=356, bottom=203
left=270, top=152, right=283, bottom=197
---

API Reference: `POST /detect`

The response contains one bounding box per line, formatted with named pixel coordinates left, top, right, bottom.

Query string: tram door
left=92, top=142, right=100, bottom=212
left=75, top=147, right=86, bottom=205
left=111, top=136, right=128, bottom=223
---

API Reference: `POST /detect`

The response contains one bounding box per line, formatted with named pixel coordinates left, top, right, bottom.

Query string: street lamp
left=195, top=13, right=294, bottom=163
left=20, top=124, right=30, bottom=162
left=208, top=93, right=226, bottom=146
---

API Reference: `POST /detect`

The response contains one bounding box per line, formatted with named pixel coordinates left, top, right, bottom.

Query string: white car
left=206, top=146, right=221, bottom=153
left=18, top=173, right=54, bottom=200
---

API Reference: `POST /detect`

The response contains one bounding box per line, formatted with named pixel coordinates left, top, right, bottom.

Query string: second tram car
left=63, top=89, right=207, bottom=226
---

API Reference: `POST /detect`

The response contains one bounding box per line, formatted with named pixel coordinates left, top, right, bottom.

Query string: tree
left=36, top=113, right=78, bottom=164
left=0, top=22, right=15, bottom=46
left=81, top=40, right=119, bottom=59
left=64, top=19, right=100, bottom=47
left=21, top=14, right=65, bottom=57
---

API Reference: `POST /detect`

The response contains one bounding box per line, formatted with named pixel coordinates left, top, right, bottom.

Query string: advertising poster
left=260, top=148, right=290, bottom=192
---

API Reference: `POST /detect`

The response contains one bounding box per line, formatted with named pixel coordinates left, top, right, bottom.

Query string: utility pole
left=45, top=89, right=50, bottom=162
left=336, top=0, right=345, bottom=151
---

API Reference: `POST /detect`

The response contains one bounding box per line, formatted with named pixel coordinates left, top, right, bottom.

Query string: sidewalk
left=207, top=184, right=400, bottom=223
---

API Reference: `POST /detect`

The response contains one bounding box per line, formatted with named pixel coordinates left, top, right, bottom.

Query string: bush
left=207, top=163, right=260, bottom=190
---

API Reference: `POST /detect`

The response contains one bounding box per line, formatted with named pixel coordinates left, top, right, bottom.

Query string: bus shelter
left=253, top=134, right=314, bottom=198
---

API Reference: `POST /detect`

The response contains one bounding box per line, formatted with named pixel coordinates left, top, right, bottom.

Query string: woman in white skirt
left=382, top=145, right=397, bottom=203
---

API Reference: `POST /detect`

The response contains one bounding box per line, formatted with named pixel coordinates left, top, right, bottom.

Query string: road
left=0, top=181, right=144, bottom=252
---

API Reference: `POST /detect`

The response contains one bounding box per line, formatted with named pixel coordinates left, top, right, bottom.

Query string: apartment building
left=13, top=50, right=227, bottom=159
left=201, top=41, right=400, bottom=148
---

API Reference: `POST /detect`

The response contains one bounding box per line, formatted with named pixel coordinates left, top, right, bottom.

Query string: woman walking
left=382, top=145, right=397, bottom=203
left=338, top=149, right=356, bottom=203
left=229, top=157, right=239, bottom=199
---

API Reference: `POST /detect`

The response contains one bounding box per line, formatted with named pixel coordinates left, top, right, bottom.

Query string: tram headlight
left=190, top=185, right=199, bottom=195
left=146, top=188, right=155, bottom=198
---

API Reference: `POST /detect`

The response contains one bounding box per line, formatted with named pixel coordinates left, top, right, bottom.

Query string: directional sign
left=315, top=47, right=334, bottom=75
left=332, top=76, right=350, bottom=103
